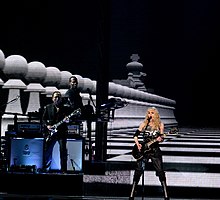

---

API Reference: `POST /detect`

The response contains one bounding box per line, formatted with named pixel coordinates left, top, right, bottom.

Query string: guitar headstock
left=74, top=108, right=81, bottom=116
left=68, top=108, right=82, bottom=119
left=168, top=127, right=179, bottom=134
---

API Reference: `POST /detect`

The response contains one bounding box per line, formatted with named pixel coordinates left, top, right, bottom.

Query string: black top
left=143, top=126, right=161, bottom=150
left=65, top=88, right=83, bottom=111
left=42, top=103, right=68, bottom=138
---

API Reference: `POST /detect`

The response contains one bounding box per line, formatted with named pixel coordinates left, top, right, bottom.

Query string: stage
left=0, top=171, right=83, bottom=196
left=1, top=127, right=220, bottom=200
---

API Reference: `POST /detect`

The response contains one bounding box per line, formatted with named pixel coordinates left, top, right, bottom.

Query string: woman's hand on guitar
left=136, top=143, right=142, bottom=151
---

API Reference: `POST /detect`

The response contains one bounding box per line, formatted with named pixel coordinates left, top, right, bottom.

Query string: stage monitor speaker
left=50, top=138, right=84, bottom=172
left=9, top=138, right=44, bottom=170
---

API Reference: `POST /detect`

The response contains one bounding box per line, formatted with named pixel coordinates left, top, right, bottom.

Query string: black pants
left=44, top=136, right=67, bottom=172
left=132, top=147, right=166, bottom=183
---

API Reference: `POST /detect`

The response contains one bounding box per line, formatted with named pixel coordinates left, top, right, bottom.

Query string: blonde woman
left=129, top=107, right=169, bottom=200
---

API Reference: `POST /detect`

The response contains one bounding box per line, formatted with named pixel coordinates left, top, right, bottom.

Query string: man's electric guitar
left=45, top=108, right=81, bottom=142
left=132, top=130, right=175, bottom=160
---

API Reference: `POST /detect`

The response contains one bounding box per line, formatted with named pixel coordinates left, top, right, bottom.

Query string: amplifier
left=9, top=138, right=44, bottom=171
left=67, top=122, right=83, bottom=137
left=16, top=122, right=42, bottom=138
left=50, top=138, right=84, bottom=172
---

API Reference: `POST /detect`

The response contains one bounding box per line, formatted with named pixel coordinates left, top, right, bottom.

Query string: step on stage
left=0, top=171, right=84, bottom=196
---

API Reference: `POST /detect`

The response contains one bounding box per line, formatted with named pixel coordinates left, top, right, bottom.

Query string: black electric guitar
left=45, top=108, right=81, bottom=142
left=132, top=130, right=175, bottom=160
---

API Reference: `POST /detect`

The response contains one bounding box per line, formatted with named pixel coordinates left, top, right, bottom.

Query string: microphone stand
left=0, top=96, right=20, bottom=171
left=0, top=95, right=20, bottom=137
left=70, top=158, right=81, bottom=171
left=87, top=89, right=96, bottom=109
left=141, top=116, right=151, bottom=200
left=87, top=91, right=96, bottom=163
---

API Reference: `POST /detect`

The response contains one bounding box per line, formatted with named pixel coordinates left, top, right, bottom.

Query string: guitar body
left=44, top=108, right=81, bottom=142
left=45, top=127, right=58, bottom=142
left=132, top=140, right=154, bottom=160
left=131, top=130, right=176, bottom=160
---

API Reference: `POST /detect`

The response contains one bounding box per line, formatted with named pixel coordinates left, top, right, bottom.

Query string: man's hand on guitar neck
left=63, top=116, right=70, bottom=123
left=47, top=125, right=52, bottom=130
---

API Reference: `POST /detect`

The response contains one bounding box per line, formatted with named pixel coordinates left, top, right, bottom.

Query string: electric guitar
left=45, top=108, right=81, bottom=142
left=132, top=130, right=175, bottom=160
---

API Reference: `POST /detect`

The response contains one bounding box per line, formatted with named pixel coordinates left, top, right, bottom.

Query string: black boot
left=161, top=181, right=169, bottom=200
left=129, top=181, right=137, bottom=200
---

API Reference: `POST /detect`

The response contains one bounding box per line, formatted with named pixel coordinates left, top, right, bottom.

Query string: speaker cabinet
left=9, top=138, right=44, bottom=170
left=50, top=138, right=84, bottom=172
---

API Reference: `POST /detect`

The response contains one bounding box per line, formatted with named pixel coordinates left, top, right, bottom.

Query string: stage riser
left=0, top=172, right=219, bottom=199
left=0, top=173, right=83, bottom=196
left=84, top=183, right=220, bottom=199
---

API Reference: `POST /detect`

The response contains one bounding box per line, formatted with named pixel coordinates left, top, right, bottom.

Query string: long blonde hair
left=143, top=107, right=161, bottom=130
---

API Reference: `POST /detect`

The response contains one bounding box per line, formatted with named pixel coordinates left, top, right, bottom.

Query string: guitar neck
left=147, top=138, right=157, bottom=146
left=52, top=120, right=63, bottom=129
left=52, top=108, right=81, bottom=129
left=145, top=132, right=168, bottom=147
